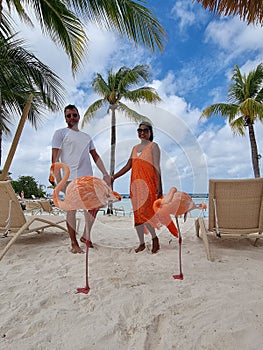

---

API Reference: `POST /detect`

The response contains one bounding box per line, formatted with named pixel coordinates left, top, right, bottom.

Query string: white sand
left=0, top=214, right=263, bottom=350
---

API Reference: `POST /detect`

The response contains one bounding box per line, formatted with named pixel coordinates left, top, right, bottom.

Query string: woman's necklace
left=137, top=140, right=150, bottom=153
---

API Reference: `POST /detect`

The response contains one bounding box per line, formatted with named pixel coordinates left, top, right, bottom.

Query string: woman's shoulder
left=151, top=141, right=159, bottom=148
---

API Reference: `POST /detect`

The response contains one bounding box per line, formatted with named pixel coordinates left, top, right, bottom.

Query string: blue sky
left=3, top=0, right=263, bottom=194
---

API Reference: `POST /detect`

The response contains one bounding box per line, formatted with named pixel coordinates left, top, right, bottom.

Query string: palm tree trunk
left=248, top=124, right=260, bottom=178
left=107, top=105, right=117, bottom=214
left=0, top=89, right=2, bottom=166
left=110, top=105, right=117, bottom=177
left=0, top=94, right=33, bottom=181
left=0, top=128, right=2, bottom=167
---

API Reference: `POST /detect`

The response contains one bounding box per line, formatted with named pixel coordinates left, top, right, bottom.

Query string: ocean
left=110, top=194, right=208, bottom=219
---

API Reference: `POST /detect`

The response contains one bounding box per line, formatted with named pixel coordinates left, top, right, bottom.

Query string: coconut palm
left=0, top=33, right=65, bottom=174
left=201, top=63, right=263, bottom=178
left=82, top=64, right=161, bottom=177
left=0, top=0, right=166, bottom=73
left=1, top=0, right=86, bottom=73
left=195, top=0, right=263, bottom=25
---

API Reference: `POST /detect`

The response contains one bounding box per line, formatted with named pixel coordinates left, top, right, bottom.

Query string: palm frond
left=201, top=103, right=239, bottom=120
left=81, top=99, right=106, bottom=127
left=240, top=98, right=263, bottom=122
left=230, top=117, right=246, bottom=136
left=0, top=33, right=66, bottom=129
left=32, top=0, right=87, bottom=73
left=124, top=87, right=161, bottom=103
left=69, top=0, right=166, bottom=53
left=118, top=102, right=151, bottom=123
left=92, top=73, right=111, bottom=96
left=195, top=0, right=263, bottom=25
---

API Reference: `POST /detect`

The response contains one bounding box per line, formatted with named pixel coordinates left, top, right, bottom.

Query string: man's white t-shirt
left=52, top=128, right=95, bottom=180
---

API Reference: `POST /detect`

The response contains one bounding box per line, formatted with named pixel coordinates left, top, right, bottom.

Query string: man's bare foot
left=71, top=244, right=84, bottom=254
left=80, top=237, right=94, bottom=248
left=135, top=243, right=145, bottom=253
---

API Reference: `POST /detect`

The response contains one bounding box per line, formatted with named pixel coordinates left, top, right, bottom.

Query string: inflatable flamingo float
left=50, top=162, right=121, bottom=294
left=153, top=187, right=207, bottom=280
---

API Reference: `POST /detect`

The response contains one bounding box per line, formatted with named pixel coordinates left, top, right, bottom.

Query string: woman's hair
left=139, top=121, right=154, bottom=141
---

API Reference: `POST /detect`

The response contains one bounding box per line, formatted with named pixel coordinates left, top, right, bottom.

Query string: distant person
left=51, top=104, right=111, bottom=254
left=112, top=121, right=162, bottom=253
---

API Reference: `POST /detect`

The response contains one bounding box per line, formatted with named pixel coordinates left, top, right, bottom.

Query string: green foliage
left=201, top=63, right=263, bottom=178
left=82, top=64, right=161, bottom=176
left=11, top=175, right=46, bottom=198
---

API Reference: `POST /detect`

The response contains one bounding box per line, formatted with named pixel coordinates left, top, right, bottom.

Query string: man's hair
left=64, top=104, right=79, bottom=113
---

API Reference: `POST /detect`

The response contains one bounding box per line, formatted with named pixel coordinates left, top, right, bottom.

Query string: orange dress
left=130, top=142, right=160, bottom=228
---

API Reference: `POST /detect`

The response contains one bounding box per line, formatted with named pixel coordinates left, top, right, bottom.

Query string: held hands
left=103, top=174, right=112, bottom=187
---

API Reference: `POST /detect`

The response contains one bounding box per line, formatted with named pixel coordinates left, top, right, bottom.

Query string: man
left=51, top=104, right=111, bottom=253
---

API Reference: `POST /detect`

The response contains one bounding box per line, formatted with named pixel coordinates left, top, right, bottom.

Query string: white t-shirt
left=52, top=128, right=95, bottom=180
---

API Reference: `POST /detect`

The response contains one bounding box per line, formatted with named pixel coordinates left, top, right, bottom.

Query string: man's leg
left=80, top=209, right=98, bottom=248
left=67, top=210, right=84, bottom=254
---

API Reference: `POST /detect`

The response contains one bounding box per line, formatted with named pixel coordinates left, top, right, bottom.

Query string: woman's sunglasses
left=137, top=128, right=150, bottom=133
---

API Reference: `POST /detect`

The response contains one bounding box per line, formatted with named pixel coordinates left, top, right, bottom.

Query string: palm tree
left=82, top=64, right=161, bottom=177
left=195, top=0, right=263, bottom=25
left=0, top=0, right=166, bottom=73
left=0, top=0, right=86, bottom=73
left=0, top=33, right=65, bottom=174
left=201, top=63, right=263, bottom=178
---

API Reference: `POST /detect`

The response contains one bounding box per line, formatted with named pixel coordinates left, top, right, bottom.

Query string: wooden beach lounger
left=0, top=181, right=68, bottom=262
left=195, top=178, right=263, bottom=261
left=37, top=200, right=64, bottom=215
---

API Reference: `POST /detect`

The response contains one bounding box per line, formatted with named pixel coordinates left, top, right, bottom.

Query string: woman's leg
left=145, top=223, right=160, bottom=254
left=134, top=224, right=145, bottom=253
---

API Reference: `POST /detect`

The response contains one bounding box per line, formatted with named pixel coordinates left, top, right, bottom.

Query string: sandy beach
left=0, top=214, right=263, bottom=350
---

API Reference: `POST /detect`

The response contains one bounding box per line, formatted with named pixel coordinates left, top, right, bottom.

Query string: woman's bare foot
left=71, top=244, right=84, bottom=254
left=135, top=243, right=145, bottom=253
left=80, top=236, right=94, bottom=248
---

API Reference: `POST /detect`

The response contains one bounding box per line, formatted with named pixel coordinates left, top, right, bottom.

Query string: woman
left=113, top=121, right=162, bottom=253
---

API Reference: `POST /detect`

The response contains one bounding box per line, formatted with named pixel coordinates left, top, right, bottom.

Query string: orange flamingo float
left=50, top=162, right=121, bottom=294
left=153, top=187, right=207, bottom=280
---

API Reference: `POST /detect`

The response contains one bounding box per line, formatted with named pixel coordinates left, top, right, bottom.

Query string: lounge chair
left=37, top=200, right=64, bottom=215
left=113, top=206, right=125, bottom=216
left=195, top=178, right=263, bottom=261
left=0, top=181, right=69, bottom=262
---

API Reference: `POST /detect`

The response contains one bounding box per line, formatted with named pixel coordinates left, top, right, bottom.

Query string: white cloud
left=2, top=4, right=263, bottom=196
left=171, top=0, right=207, bottom=33
left=205, top=18, right=263, bottom=56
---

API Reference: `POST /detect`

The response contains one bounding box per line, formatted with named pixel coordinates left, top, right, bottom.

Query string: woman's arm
left=152, top=143, right=163, bottom=198
left=113, top=150, right=133, bottom=180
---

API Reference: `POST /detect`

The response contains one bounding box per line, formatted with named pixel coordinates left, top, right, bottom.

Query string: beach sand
left=0, top=214, right=263, bottom=350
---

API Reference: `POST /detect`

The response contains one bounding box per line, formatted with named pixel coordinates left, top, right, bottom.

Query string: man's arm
left=90, top=149, right=111, bottom=186
left=52, top=148, right=61, bottom=163
left=51, top=148, right=62, bottom=184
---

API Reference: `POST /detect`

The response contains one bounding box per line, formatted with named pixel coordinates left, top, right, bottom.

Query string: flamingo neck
left=53, top=163, right=70, bottom=208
